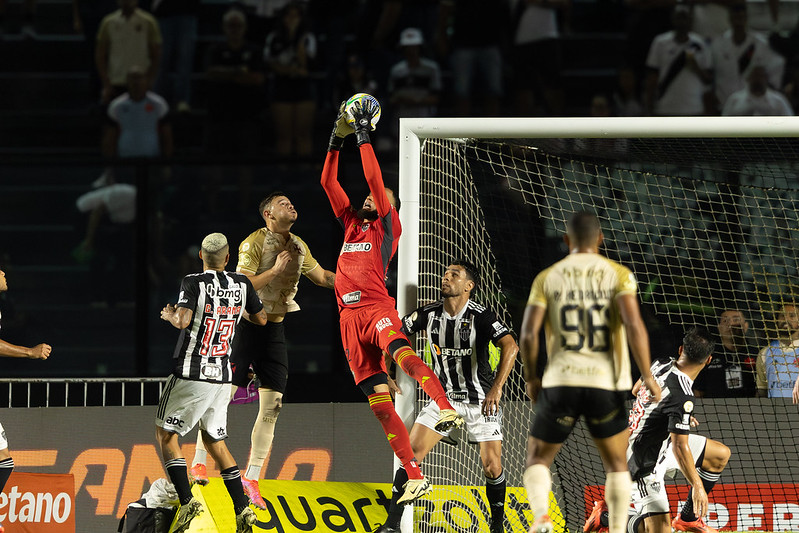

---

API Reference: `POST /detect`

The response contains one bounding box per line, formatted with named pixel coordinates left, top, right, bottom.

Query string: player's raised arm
left=618, top=293, right=661, bottom=402
left=321, top=104, right=353, bottom=218
left=351, top=101, right=393, bottom=217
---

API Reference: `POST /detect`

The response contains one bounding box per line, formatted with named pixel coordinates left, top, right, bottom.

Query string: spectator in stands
left=613, top=66, right=644, bottom=117
left=152, top=0, right=199, bottom=112
left=711, top=3, right=784, bottom=113
left=335, top=54, right=379, bottom=108
left=644, top=5, right=713, bottom=116
left=510, top=0, right=568, bottom=116
left=95, top=0, right=162, bottom=104
left=384, top=28, right=441, bottom=149
left=264, top=2, right=316, bottom=157
left=205, top=8, right=265, bottom=157
left=72, top=0, right=117, bottom=97
left=756, top=303, right=799, bottom=398
left=436, top=0, right=510, bottom=116
left=103, top=66, right=173, bottom=158
left=694, top=309, right=756, bottom=397
left=722, top=64, right=794, bottom=115
left=204, top=8, right=265, bottom=213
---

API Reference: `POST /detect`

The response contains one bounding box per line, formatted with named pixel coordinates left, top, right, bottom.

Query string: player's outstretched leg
left=672, top=439, right=730, bottom=533
left=366, top=389, right=431, bottom=505
left=241, top=389, right=281, bottom=511
left=392, top=343, right=463, bottom=431
left=157, top=427, right=203, bottom=533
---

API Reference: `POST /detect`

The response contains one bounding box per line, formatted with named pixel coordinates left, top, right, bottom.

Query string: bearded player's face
left=440, top=265, right=468, bottom=298
left=357, top=194, right=379, bottom=221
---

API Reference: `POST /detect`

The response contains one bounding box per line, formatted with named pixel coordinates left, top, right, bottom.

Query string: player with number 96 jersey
left=527, top=251, right=638, bottom=391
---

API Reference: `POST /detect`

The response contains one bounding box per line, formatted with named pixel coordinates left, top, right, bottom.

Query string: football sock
left=523, top=464, right=550, bottom=521
left=221, top=466, right=250, bottom=514
left=605, top=471, right=632, bottom=533
left=165, top=458, right=193, bottom=505
left=486, top=470, right=506, bottom=526
left=395, top=347, right=453, bottom=411
left=680, top=468, right=720, bottom=522
left=246, top=390, right=281, bottom=480
left=367, top=392, right=418, bottom=474
left=385, top=467, right=409, bottom=527
left=192, top=434, right=207, bottom=467
left=0, top=458, right=14, bottom=492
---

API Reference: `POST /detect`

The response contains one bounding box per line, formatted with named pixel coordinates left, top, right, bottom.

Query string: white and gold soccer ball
left=344, top=93, right=381, bottom=129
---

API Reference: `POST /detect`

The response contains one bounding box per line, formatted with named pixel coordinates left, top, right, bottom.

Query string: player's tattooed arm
left=244, top=307, right=268, bottom=326
left=305, top=264, right=336, bottom=289
left=161, top=304, right=193, bottom=329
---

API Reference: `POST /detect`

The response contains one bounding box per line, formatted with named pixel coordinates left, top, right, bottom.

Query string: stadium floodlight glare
left=396, top=116, right=799, bottom=533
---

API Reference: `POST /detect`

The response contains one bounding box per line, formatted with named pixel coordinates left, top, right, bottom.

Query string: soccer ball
left=344, top=93, right=381, bottom=129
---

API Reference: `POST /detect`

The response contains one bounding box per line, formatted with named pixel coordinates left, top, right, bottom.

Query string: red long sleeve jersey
left=321, top=146, right=401, bottom=310
left=334, top=207, right=401, bottom=309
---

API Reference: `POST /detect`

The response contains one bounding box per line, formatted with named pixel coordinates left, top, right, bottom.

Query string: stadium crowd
left=4, top=0, right=799, bottom=157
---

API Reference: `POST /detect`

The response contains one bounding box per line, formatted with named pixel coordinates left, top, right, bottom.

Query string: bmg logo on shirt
left=206, top=286, right=242, bottom=301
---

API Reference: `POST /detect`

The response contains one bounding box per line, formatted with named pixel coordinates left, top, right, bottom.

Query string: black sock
left=165, top=458, right=193, bottom=505
left=0, top=458, right=14, bottom=492
left=221, top=466, right=249, bottom=514
left=681, top=468, right=720, bottom=521
left=385, top=466, right=409, bottom=527
left=486, top=470, right=506, bottom=526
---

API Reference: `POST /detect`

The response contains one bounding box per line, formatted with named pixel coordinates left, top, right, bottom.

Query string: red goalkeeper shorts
left=339, top=304, right=411, bottom=385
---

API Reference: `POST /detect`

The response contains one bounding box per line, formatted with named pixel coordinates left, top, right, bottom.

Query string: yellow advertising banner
left=184, top=479, right=565, bottom=533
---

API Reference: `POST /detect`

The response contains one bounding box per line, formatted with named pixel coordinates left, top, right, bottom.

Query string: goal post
left=395, top=116, right=799, bottom=533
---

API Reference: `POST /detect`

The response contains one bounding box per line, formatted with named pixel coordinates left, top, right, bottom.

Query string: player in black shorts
left=520, top=212, right=661, bottom=533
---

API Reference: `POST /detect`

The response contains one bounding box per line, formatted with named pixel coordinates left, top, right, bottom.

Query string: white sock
left=605, top=471, right=633, bottom=533
left=523, top=464, right=551, bottom=521
left=192, top=432, right=207, bottom=467
left=245, top=390, right=282, bottom=480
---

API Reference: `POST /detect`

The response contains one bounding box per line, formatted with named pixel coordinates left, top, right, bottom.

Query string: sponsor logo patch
left=341, top=242, right=373, bottom=253
left=342, top=291, right=361, bottom=305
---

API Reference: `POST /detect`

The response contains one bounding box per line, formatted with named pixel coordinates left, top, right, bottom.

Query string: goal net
left=396, top=117, right=799, bottom=533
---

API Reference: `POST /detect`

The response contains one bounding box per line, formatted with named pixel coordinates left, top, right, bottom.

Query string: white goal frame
left=393, top=116, right=799, bottom=532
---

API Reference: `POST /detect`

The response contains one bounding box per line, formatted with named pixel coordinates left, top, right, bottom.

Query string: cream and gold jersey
left=237, top=227, right=319, bottom=315
left=528, top=253, right=638, bottom=391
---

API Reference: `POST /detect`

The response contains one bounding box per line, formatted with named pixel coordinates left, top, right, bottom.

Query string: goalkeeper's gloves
left=351, top=100, right=377, bottom=146
left=328, top=101, right=354, bottom=152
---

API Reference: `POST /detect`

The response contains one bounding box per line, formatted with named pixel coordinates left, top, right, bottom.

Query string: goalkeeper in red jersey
left=321, top=99, right=463, bottom=505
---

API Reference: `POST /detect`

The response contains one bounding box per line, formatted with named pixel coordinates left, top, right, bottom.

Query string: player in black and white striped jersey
left=377, top=260, right=518, bottom=533
left=156, top=233, right=267, bottom=533
left=585, top=327, right=728, bottom=533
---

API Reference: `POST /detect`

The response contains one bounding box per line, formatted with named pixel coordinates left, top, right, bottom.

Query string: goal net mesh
left=413, top=135, right=799, bottom=533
